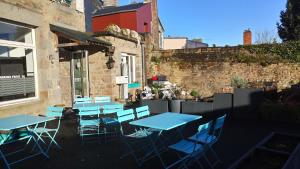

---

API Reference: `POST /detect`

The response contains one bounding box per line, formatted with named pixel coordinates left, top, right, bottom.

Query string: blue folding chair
left=78, top=106, right=101, bottom=142
left=117, top=109, right=155, bottom=167
left=167, top=122, right=213, bottom=169
left=0, top=130, right=32, bottom=169
left=94, top=96, right=111, bottom=103
left=188, top=114, right=227, bottom=168
left=74, top=97, right=93, bottom=104
left=135, top=105, right=150, bottom=119
left=30, top=106, right=64, bottom=153
left=101, top=104, right=123, bottom=142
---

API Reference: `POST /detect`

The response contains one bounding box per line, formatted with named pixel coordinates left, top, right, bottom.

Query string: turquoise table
left=73, top=102, right=122, bottom=109
left=129, top=112, right=201, bottom=168
left=0, top=114, right=55, bottom=169
left=130, top=112, right=201, bottom=130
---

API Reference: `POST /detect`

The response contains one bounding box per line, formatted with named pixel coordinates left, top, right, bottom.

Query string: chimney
left=103, top=0, right=118, bottom=7
left=243, top=29, right=252, bottom=45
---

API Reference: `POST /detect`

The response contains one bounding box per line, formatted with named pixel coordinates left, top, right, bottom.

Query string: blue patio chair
left=74, top=97, right=93, bottom=104
left=30, top=106, right=64, bottom=153
left=0, top=130, right=32, bottom=169
left=117, top=109, right=155, bottom=167
left=94, top=96, right=111, bottom=103
left=188, top=114, right=227, bottom=168
left=78, top=106, right=101, bottom=142
left=101, top=104, right=123, bottom=142
left=167, top=122, right=213, bottom=169
left=135, top=105, right=150, bottom=119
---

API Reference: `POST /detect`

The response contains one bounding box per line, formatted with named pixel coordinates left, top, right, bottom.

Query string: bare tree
left=255, top=30, right=279, bottom=44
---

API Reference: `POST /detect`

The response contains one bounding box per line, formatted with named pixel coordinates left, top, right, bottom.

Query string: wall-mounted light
left=106, top=56, right=115, bottom=69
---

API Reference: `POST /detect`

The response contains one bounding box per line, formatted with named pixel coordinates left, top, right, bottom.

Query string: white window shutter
left=76, top=0, right=84, bottom=13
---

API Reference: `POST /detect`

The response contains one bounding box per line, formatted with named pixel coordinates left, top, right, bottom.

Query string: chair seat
left=80, top=119, right=100, bottom=126
left=102, top=117, right=119, bottom=125
left=0, top=131, right=31, bottom=145
left=189, top=134, right=216, bottom=144
left=33, top=128, right=57, bottom=133
left=169, top=139, right=204, bottom=154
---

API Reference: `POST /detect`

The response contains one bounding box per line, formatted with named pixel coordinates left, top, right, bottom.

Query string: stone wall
left=0, top=0, right=85, bottom=117
left=88, top=35, right=143, bottom=101
left=154, top=49, right=300, bottom=98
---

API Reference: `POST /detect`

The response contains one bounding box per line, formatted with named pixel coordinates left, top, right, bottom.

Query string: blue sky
left=119, top=0, right=287, bottom=46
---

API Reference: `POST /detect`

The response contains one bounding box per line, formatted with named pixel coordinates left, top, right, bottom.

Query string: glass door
left=71, top=50, right=89, bottom=100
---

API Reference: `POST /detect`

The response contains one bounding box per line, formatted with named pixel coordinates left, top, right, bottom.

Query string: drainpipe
left=141, top=42, right=146, bottom=88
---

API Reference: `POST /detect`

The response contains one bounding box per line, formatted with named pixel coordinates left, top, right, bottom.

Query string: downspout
left=141, top=42, right=146, bottom=88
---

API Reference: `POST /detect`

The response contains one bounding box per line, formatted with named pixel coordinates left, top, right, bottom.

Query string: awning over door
left=50, top=24, right=114, bottom=55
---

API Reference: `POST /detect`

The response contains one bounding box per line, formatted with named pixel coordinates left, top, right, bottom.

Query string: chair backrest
left=102, top=104, right=123, bottom=115
left=78, top=106, right=100, bottom=116
left=46, top=106, right=64, bottom=118
left=74, top=97, right=93, bottom=104
left=94, top=96, right=111, bottom=103
left=116, top=109, right=135, bottom=123
left=213, top=114, right=227, bottom=138
left=135, top=105, right=150, bottom=119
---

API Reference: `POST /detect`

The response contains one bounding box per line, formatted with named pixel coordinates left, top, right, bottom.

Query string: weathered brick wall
left=154, top=49, right=300, bottom=98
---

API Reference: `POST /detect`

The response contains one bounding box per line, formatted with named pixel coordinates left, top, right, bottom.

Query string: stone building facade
left=0, top=0, right=86, bottom=117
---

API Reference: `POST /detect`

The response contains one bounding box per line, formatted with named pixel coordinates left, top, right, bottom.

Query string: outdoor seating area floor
left=1, top=113, right=299, bottom=169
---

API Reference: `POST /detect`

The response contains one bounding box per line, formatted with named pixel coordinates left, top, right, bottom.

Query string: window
left=121, top=53, right=136, bottom=84
left=0, top=21, right=36, bottom=103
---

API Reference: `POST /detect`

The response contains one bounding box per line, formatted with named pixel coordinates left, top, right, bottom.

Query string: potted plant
left=190, top=90, right=200, bottom=101
left=168, top=85, right=185, bottom=113
left=231, top=76, right=263, bottom=120
left=151, top=83, right=163, bottom=100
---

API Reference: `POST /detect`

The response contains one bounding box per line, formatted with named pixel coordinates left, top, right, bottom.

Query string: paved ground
left=1, top=112, right=299, bottom=169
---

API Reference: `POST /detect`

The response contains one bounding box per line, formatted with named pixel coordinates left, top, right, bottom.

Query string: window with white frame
left=0, top=21, right=37, bottom=103
left=121, top=53, right=136, bottom=84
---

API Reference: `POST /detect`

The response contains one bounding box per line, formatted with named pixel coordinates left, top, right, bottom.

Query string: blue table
left=73, top=102, right=123, bottom=109
left=129, top=112, right=201, bottom=168
left=130, top=112, right=201, bottom=130
left=0, top=114, right=55, bottom=169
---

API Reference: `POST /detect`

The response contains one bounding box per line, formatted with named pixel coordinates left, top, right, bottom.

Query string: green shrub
left=190, top=90, right=199, bottom=98
left=230, top=76, right=249, bottom=88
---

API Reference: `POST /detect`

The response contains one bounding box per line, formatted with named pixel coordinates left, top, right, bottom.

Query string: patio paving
left=1, top=112, right=299, bottom=169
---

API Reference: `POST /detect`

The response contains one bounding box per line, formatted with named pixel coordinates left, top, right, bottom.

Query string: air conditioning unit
left=116, top=76, right=128, bottom=84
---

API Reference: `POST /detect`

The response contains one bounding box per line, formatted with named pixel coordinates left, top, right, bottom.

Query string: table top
left=0, top=115, right=55, bottom=131
left=130, top=112, right=201, bottom=131
left=73, top=102, right=122, bottom=109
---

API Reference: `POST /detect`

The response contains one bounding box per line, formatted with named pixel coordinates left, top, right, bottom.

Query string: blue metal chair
left=0, top=130, right=32, bottom=169
left=135, top=105, right=150, bottom=119
left=117, top=109, right=155, bottom=167
left=78, top=106, right=101, bottom=142
left=167, top=122, right=213, bottom=169
left=74, top=97, right=93, bottom=104
left=101, top=104, right=123, bottom=142
left=30, top=106, right=64, bottom=153
left=94, top=96, right=111, bottom=103
left=188, top=114, right=227, bottom=168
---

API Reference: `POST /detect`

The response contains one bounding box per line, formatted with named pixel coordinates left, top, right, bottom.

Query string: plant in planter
left=231, top=75, right=264, bottom=120
left=230, top=76, right=249, bottom=88
left=190, top=90, right=200, bottom=101
left=151, top=83, right=164, bottom=100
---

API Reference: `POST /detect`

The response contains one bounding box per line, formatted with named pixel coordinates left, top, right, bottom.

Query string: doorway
left=71, top=50, right=89, bottom=100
